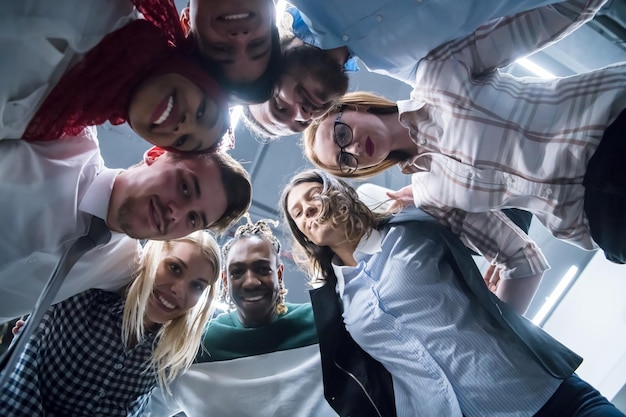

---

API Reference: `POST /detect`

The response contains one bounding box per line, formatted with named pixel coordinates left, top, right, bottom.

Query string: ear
left=180, top=7, right=192, bottom=36
left=277, top=263, right=284, bottom=283
left=144, top=146, right=167, bottom=166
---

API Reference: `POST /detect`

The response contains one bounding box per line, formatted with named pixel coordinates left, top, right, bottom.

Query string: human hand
left=11, top=319, right=26, bottom=336
left=484, top=264, right=500, bottom=294
left=385, top=185, right=414, bottom=212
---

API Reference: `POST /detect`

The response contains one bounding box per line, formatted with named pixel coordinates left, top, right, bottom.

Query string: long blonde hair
left=302, top=91, right=410, bottom=179
left=122, top=231, right=220, bottom=392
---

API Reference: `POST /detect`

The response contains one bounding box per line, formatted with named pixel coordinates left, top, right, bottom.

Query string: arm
left=423, top=206, right=549, bottom=314
left=428, top=0, right=607, bottom=74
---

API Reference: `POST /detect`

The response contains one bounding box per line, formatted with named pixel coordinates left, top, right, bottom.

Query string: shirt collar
left=79, top=168, right=122, bottom=221
left=287, top=5, right=359, bottom=73
left=331, top=229, right=383, bottom=297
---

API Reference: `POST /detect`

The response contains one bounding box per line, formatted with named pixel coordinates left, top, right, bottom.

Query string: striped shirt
left=0, top=290, right=158, bottom=417
left=398, top=0, right=625, bottom=278
left=332, top=225, right=562, bottom=417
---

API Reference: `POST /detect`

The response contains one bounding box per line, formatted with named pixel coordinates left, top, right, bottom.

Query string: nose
left=295, top=104, right=313, bottom=123
left=169, top=279, right=184, bottom=296
left=345, top=141, right=360, bottom=156
left=173, top=113, right=192, bottom=134
left=304, top=204, right=318, bottom=219
left=241, top=270, right=260, bottom=288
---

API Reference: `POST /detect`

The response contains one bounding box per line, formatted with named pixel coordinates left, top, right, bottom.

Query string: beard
left=281, top=44, right=349, bottom=103
left=116, top=197, right=143, bottom=239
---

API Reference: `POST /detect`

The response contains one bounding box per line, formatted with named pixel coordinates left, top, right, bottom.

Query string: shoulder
left=378, top=217, right=461, bottom=259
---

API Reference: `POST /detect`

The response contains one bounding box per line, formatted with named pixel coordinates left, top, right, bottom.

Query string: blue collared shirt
left=288, top=0, right=564, bottom=85
left=332, top=222, right=561, bottom=417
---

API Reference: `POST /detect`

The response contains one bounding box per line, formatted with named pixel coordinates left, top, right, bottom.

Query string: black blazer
left=310, top=281, right=397, bottom=417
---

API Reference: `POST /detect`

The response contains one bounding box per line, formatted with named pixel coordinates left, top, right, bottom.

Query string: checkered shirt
left=0, top=289, right=158, bottom=417
left=397, top=0, right=626, bottom=279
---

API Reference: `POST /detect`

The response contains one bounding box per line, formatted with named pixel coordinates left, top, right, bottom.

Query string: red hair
left=23, top=0, right=228, bottom=144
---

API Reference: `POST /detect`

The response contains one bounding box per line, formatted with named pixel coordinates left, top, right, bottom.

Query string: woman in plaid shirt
left=302, top=0, right=626, bottom=280
left=0, top=231, right=221, bottom=416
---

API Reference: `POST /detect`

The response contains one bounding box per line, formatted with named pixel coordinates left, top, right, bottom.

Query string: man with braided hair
left=143, top=216, right=338, bottom=417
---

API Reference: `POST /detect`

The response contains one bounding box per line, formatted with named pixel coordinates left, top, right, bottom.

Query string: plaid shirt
left=398, top=0, right=625, bottom=279
left=0, top=290, right=158, bottom=417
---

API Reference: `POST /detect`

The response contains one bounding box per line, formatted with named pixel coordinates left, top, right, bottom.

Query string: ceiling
left=98, top=0, right=626, bottom=407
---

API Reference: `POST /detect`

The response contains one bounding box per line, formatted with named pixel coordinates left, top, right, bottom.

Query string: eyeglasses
left=333, top=111, right=358, bottom=174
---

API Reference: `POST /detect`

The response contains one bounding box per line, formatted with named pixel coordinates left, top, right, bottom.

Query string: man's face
left=182, top=0, right=275, bottom=85
left=224, top=236, right=283, bottom=327
left=108, top=151, right=228, bottom=240
left=247, top=43, right=349, bottom=136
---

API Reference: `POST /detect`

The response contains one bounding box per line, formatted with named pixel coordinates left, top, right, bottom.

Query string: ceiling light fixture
left=532, top=265, right=579, bottom=326
left=515, top=57, right=556, bottom=79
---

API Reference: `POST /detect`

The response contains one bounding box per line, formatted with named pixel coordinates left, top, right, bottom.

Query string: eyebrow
left=173, top=256, right=188, bottom=270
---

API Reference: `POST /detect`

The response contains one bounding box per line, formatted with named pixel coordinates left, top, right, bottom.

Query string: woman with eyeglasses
left=301, top=0, right=626, bottom=277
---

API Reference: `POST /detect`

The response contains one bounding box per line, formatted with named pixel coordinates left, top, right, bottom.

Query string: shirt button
left=418, top=138, right=426, bottom=145
left=545, top=188, right=553, bottom=196
left=376, top=15, right=383, bottom=22
left=99, top=388, right=106, bottom=398
left=330, top=396, right=336, bottom=401
left=342, top=34, right=349, bottom=42
left=114, top=363, right=123, bottom=370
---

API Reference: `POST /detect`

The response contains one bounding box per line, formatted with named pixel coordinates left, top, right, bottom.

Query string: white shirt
left=0, top=127, right=139, bottom=322
left=145, top=345, right=336, bottom=417
left=332, top=225, right=561, bottom=417
left=0, top=0, right=137, bottom=139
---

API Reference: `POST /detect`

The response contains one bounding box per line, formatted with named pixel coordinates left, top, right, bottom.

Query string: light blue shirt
left=332, top=223, right=562, bottom=417
left=288, top=0, right=564, bottom=85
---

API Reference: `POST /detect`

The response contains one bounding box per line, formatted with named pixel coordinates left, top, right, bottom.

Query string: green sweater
left=196, top=302, right=319, bottom=362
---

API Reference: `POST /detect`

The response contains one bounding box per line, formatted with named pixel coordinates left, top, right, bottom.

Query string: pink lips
left=150, top=198, right=164, bottom=235
left=365, top=136, right=374, bottom=157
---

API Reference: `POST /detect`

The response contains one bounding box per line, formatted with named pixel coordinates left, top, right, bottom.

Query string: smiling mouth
left=154, top=96, right=173, bottom=125
left=243, top=295, right=265, bottom=302
left=155, top=292, right=176, bottom=311
left=219, top=12, right=252, bottom=21
left=150, top=198, right=164, bottom=235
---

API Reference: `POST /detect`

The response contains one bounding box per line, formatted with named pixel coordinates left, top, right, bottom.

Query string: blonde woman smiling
left=1, top=231, right=220, bottom=417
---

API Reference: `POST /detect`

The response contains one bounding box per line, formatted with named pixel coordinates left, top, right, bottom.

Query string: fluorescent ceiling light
left=515, top=57, right=556, bottom=79
left=532, top=265, right=579, bottom=325
left=230, top=105, right=243, bottom=131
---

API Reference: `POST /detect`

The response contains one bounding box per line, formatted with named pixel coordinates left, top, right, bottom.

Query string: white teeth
left=157, top=294, right=175, bottom=310
left=223, top=13, right=250, bottom=20
left=154, top=96, right=173, bottom=126
left=244, top=295, right=264, bottom=302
